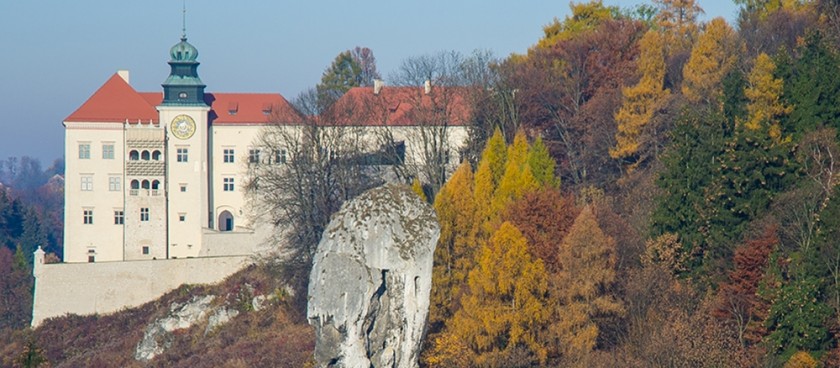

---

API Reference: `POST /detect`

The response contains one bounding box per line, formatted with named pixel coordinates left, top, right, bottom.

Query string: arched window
left=152, top=150, right=161, bottom=161
left=129, top=150, right=139, bottom=161
left=141, top=180, right=150, bottom=189
left=141, top=150, right=150, bottom=161
left=151, top=180, right=160, bottom=190
left=130, top=180, right=140, bottom=189
left=218, top=211, right=234, bottom=232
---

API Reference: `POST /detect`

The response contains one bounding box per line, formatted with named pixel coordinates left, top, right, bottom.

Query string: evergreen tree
left=782, top=31, right=840, bottom=136
left=526, top=135, right=558, bottom=188
left=316, top=50, right=363, bottom=107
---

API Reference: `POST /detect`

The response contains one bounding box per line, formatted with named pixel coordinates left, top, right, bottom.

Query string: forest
left=414, top=0, right=840, bottom=366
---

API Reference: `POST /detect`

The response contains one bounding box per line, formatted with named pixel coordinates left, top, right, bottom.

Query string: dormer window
left=262, top=103, right=273, bottom=116
left=179, top=92, right=188, bottom=99
left=228, top=102, right=239, bottom=116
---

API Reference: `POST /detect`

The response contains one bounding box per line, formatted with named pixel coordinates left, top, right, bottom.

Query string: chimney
left=117, top=70, right=130, bottom=84
left=373, top=79, right=384, bottom=95
left=424, top=80, right=432, bottom=95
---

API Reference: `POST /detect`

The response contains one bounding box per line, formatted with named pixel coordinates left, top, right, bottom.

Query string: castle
left=34, top=31, right=468, bottom=325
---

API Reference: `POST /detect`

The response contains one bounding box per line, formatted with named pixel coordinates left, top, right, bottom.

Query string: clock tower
left=159, top=31, right=211, bottom=258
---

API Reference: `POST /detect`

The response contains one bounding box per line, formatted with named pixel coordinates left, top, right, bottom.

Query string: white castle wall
left=31, top=248, right=251, bottom=327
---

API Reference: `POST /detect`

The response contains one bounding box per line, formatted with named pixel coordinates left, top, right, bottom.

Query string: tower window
left=223, top=177, right=235, bottom=192
left=81, top=176, right=93, bottom=191
left=129, top=150, right=139, bottom=161
left=179, top=213, right=186, bottom=222
left=180, top=184, right=187, bottom=192
left=140, top=208, right=150, bottom=222
left=224, top=149, right=235, bottom=163
left=83, top=209, right=93, bottom=224
left=102, top=144, right=114, bottom=159
left=142, top=246, right=150, bottom=255
left=177, top=148, right=189, bottom=162
left=79, top=143, right=91, bottom=159
left=179, top=92, right=188, bottom=99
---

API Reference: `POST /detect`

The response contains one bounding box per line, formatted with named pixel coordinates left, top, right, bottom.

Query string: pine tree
left=611, top=29, right=670, bottom=164
left=552, top=206, right=623, bottom=362
left=682, top=17, right=740, bottom=110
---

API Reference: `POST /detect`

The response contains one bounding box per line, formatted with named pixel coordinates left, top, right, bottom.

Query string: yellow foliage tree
left=611, top=30, right=671, bottom=163
left=783, top=351, right=819, bottom=368
left=655, top=0, right=704, bottom=54
left=537, top=1, right=616, bottom=49
left=681, top=17, right=740, bottom=109
left=429, top=162, right=477, bottom=327
left=431, top=222, right=551, bottom=366
left=494, top=130, right=539, bottom=217
left=473, top=128, right=507, bottom=238
left=744, top=53, right=792, bottom=140
left=552, top=206, right=623, bottom=362
left=527, top=135, right=558, bottom=188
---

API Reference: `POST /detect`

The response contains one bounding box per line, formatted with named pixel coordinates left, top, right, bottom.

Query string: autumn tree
left=654, top=0, right=704, bottom=53
left=552, top=206, right=623, bottom=363
left=247, top=88, right=382, bottom=309
left=428, top=162, right=477, bottom=329
left=428, top=222, right=550, bottom=366
left=536, top=1, right=617, bottom=50
left=504, top=188, right=579, bottom=272
left=473, top=128, right=507, bottom=238
left=611, top=29, right=671, bottom=167
left=350, top=46, right=380, bottom=87
left=493, top=130, right=539, bottom=215
left=714, top=225, right=778, bottom=347
left=682, top=17, right=740, bottom=109
left=744, top=53, right=791, bottom=139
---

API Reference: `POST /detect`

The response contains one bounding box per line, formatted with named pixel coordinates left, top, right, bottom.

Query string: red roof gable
left=64, top=74, right=299, bottom=125
left=65, top=74, right=159, bottom=123
left=329, top=86, right=472, bottom=127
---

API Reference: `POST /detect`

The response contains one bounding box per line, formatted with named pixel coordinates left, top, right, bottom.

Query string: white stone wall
left=31, top=252, right=251, bottom=327
left=63, top=122, right=126, bottom=263
left=209, top=124, right=264, bottom=232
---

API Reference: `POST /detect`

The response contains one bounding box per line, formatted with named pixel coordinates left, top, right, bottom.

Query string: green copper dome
left=170, top=36, right=199, bottom=62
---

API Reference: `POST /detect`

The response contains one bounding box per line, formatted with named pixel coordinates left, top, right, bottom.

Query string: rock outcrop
left=135, top=295, right=216, bottom=361
left=307, top=184, right=440, bottom=368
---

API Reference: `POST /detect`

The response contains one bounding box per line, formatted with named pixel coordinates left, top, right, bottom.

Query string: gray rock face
left=307, top=184, right=439, bottom=368
left=135, top=295, right=216, bottom=361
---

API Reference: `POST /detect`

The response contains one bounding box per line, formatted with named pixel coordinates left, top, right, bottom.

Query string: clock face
left=170, top=115, right=196, bottom=140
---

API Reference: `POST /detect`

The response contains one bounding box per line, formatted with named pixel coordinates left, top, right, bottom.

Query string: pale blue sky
left=0, top=1, right=739, bottom=163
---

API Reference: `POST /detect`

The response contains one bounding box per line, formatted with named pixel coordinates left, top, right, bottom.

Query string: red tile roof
left=64, top=73, right=299, bottom=125
left=329, top=86, right=473, bottom=127
left=65, top=73, right=159, bottom=123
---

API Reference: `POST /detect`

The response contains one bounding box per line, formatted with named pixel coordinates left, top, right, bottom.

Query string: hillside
left=0, top=261, right=314, bottom=367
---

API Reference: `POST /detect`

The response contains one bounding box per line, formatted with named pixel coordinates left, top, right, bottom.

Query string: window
left=223, top=148, right=235, bottom=163
left=152, top=150, right=161, bottom=161
left=141, top=150, right=150, bottom=160
left=83, top=209, right=93, bottom=224
left=177, top=148, right=189, bottom=162
left=140, top=208, right=149, bottom=222
left=248, top=148, right=260, bottom=164
left=102, top=144, right=114, bottom=159
left=81, top=176, right=93, bottom=191
left=275, top=149, right=287, bottom=164
left=179, top=213, right=186, bottom=222
left=79, top=143, right=90, bottom=159
left=142, top=246, right=149, bottom=255
left=114, top=210, right=124, bottom=225
left=223, top=177, right=234, bottom=191
left=180, top=184, right=187, bottom=192
left=109, top=176, right=120, bottom=191
left=129, top=150, right=139, bottom=161
left=88, top=255, right=95, bottom=263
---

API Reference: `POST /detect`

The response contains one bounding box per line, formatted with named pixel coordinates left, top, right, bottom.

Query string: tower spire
left=181, top=1, right=187, bottom=40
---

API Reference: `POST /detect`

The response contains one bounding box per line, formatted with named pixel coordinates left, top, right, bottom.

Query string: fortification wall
left=31, top=250, right=251, bottom=327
